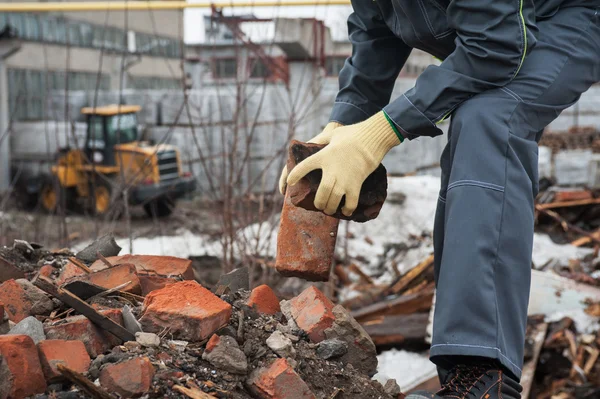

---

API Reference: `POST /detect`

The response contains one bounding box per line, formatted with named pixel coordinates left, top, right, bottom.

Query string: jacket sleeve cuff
left=383, top=93, right=444, bottom=140
left=329, top=100, right=381, bottom=126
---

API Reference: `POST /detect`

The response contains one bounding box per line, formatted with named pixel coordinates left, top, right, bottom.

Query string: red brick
left=205, top=334, right=220, bottom=353
left=80, top=263, right=141, bottom=294
left=0, top=256, right=25, bottom=284
left=0, top=302, right=3, bottom=321
left=0, top=279, right=53, bottom=322
left=56, top=261, right=87, bottom=286
left=139, top=281, right=231, bottom=342
left=37, top=340, right=91, bottom=382
left=38, top=265, right=55, bottom=279
left=0, top=335, right=47, bottom=398
left=276, top=194, right=339, bottom=282
left=91, top=255, right=194, bottom=280
left=99, top=357, right=155, bottom=398
left=248, top=285, right=280, bottom=315
left=44, top=309, right=124, bottom=358
left=288, top=286, right=335, bottom=343
left=248, top=358, right=315, bottom=399
left=138, top=274, right=177, bottom=296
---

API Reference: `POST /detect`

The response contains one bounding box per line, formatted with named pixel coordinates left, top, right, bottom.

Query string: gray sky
left=184, top=2, right=352, bottom=43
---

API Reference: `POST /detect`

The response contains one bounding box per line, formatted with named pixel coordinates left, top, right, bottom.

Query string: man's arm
left=384, top=0, right=535, bottom=139
left=330, top=1, right=412, bottom=126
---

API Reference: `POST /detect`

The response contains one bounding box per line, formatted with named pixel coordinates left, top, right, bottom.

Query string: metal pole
left=0, top=0, right=351, bottom=12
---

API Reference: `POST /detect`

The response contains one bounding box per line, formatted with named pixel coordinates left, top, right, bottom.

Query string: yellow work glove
left=287, top=111, right=402, bottom=216
left=278, top=121, right=343, bottom=195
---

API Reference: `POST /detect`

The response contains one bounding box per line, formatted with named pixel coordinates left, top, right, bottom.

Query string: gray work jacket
left=330, top=0, right=597, bottom=140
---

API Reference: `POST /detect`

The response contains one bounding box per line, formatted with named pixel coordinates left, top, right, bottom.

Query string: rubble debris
left=139, top=280, right=232, bottom=341
left=316, top=338, right=347, bottom=360
left=99, top=356, right=155, bottom=398
left=247, top=358, right=316, bottom=399
left=75, top=233, right=122, bottom=263
left=0, top=278, right=54, bottom=322
left=56, top=260, right=88, bottom=286
left=384, top=379, right=402, bottom=397
left=248, top=284, right=281, bottom=315
left=266, top=330, right=296, bottom=358
left=8, top=315, right=45, bottom=344
left=123, top=305, right=143, bottom=334
left=286, top=140, right=388, bottom=222
left=91, top=254, right=194, bottom=281
left=135, top=332, right=160, bottom=348
left=57, top=364, right=116, bottom=399
left=0, top=355, right=12, bottom=399
left=44, top=309, right=125, bottom=357
left=138, top=274, right=177, bottom=296
left=287, top=286, right=335, bottom=343
left=0, top=255, right=25, bottom=283
left=276, top=193, right=339, bottom=282
left=37, top=339, right=91, bottom=382
left=202, top=334, right=248, bottom=374
left=76, top=263, right=142, bottom=294
left=214, top=266, right=249, bottom=292
left=521, top=322, right=548, bottom=399
left=0, top=335, right=47, bottom=398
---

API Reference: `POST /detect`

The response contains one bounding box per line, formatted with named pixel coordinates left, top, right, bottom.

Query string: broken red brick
left=56, top=261, right=87, bottom=286
left=37, top=339, right=91, bottom=382
left=44, top=309, right=124, bottom=357
left=139, top=281, right=231, bottom=342
left=205, top=334, right=220, bottom=353
left=288, top=286, right=335, bottom=343
left=276, top=194, right=339, bottom=282
left=91, top=255, right=194, bottom=280
left=248, top=285, right=280, bottom=315
left=99, top=357, right=155, bottom=398
left=0, top=256, right=25, bottom=283
left=0, top=335, right=47, bottom=398
left=80, top=263, right=141, bottom=294
left=247, top=358, right=315, bottom=399
left=39, top=265, right=55, bottom=278
left=0, top=279, right=53, bottom=322
left=286, top=140, right=387, bottom=222
left=138, top=274, right=178, bottom=296
left=0, top=302, right=3, bottom=321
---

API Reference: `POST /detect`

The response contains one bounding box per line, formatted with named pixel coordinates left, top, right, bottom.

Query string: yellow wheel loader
left=38, top=105, right=196, bottom=218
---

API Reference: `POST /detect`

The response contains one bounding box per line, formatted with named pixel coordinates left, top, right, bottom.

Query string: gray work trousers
left=431, top=6, right=600, bottom=380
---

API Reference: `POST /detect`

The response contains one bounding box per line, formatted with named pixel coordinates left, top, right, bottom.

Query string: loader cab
left=81, top=105, right=141, bottom=166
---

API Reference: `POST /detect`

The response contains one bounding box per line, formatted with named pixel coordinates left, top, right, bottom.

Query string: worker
left=279, top=1, right=599, bottom=398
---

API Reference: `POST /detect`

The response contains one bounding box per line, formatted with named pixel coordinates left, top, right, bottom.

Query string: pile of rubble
left=0, top=237, right=401, bottom=399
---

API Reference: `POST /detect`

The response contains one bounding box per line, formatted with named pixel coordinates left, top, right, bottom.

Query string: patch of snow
left=532, top=234, right=593, bottom=269
left=373, top=349, right=437, bottom=392
left=546, top=308, right=600, bottom=335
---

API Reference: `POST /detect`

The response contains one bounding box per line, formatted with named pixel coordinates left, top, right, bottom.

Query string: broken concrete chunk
left=288, top=286, right=335, bottom=343
left=247, top=358, right=315, bottom=399
left=0, top=335, right=47, bottom=398
left=139, top=281, right=232, bottom=342
left=316, top=338, right=347, bottom=360
left=8, top=316, right=46, bottom=344
left=384, top=379, right=402, bottom=396
left=324, top=304, right=378, bottom=377
left=76, top=234, right=122, bottom=263
left=122, top=305, right=143, bottom=335
left=215, top=266, right=249, bottom=292
left=135, top=332, right=160, bottom=348
left=13, top=240, right=35, bottom=258
left=202, top=334, right=248, bottom=374
left=0, top=354, right=13, bottom=399
left=286, top=140, right=388, bottom=222
left=266, top=330, right=296, bottom=359
left=0, top=279, right=54, bottom=322
left=99, top=356, right=155, bottom=398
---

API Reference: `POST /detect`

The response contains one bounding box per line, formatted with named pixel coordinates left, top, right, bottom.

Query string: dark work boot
left=406, top=361, right=522, bottom=399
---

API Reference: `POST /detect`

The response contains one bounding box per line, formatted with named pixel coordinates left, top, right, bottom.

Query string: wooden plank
left=351, top=285, right=434, bottom=321
left=521, top=323, right=548, bottom=399
left=173, top=385, right=215, bottom=399
left=570, top=228, right=600, bottom=247
left=57, top=364, right=116, bottom=399
left=361, top=313, right=429, bottom=346
left=386, top=254, right=434, bottom=295
left=529, top=270, right=600, bottom=316
left=537, top=197, right=600, bottom=210
left=33, top=275, right=135, bottom=342
left=535, top=206, right=600, bottom=245
left=69, top=257, right=93, bottom=273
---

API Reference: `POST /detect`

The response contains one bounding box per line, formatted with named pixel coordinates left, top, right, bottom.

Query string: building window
left=128, top=76, right=181, bottom=90
left=213, top=58, right=237, bottom=79
left=249, top=59, right=272, bottom=79
left=325, top=56, right=347, bottom=76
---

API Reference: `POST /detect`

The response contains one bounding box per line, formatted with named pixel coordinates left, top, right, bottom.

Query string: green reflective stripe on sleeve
left=515, top=0, right=527, bottom=76
left=436, top=110, right=453, bottom=125
left=383, top=111, right=404, bottom=143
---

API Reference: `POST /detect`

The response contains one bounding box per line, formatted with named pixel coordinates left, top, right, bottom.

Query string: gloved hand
left=287, top=111, right=402, bottom=216
left=278, top=121, right=343, bottom=195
